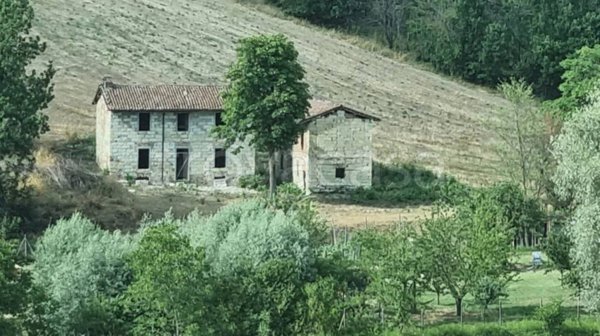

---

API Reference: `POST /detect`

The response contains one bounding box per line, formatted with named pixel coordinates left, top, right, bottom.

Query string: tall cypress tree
left=0, top=0, right=54, bottom=213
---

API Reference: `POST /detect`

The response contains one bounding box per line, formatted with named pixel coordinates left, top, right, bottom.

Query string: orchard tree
left=420, top=202, right=515, bottom=317
left=217, top=34, right=311, bottom=196
left=553, top=90, right=600, bottom=311
left=0, top=0, right=54, bottom=213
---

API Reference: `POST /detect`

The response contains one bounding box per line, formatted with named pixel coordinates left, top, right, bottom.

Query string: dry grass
left=31, top=0, right=509, bottom=185
left=24, top=139, right=231, bottom=232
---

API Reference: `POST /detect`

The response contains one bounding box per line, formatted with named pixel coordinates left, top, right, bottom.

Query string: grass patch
left=346, top=162, right=469, bottom=206
left=397, top=319, right=600, bottom=336
left=421, top=251, right=578, bottom=325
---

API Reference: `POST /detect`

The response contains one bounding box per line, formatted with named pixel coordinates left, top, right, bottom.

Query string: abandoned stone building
left=92, top=80, right=255, bottom=186
left=287, top=100, right=380, bottom=193
left=93, top=79, right=379, bottom=191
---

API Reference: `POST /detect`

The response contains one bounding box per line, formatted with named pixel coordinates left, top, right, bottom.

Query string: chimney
left=102, top=76, right=115, bottom=88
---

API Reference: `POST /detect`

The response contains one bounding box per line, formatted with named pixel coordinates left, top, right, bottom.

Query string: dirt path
left=317, top=203, right=434, bottom=228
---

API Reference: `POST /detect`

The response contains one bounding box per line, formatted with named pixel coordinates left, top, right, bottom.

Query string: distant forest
left=254, top=0, right=600, bottom=100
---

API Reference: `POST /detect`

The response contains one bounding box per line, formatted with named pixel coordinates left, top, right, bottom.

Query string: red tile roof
left=92, top=80, right=380, bottom=121
left=92, top=80, right=223, bottom=111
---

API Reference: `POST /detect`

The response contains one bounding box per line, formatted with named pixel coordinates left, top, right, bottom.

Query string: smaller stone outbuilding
left=92, top=79, right=255, bottom=186
left=289, top=100, right=380, bottom=193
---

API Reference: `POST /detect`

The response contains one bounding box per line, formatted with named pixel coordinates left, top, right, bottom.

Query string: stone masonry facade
left=292, top=109, right=376, bottom=193
left=94, top=80, right=378, bottom=191
left=94, top=84, right=254, bottom=186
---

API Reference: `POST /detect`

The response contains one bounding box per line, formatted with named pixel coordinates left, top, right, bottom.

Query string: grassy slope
left=31, top=0, right=509, bottom=184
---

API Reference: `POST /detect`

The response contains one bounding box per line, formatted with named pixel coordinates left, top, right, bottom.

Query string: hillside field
left=31, top=0, right=509, bottom=185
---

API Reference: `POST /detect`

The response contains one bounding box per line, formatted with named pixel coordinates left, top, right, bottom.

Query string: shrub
left=32, top=214, right=135, bottom=335
left=266, top=0, right=367, bottom=26
left=350, top=163, right=469, bottom=205
left=179, top=199, right=315, bottom=277
left=534, top=301, right=565, bottom=335
left=239, top=173, right=267, bottom=190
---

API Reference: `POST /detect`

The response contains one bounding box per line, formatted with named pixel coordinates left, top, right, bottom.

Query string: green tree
left=475, top=182, right=546, bottom=247
left=0, top=0, right=54, bottom=214
left=0, top=232, right=32, bottom=334
left=32, top=214, right=134, bottom=335
left=544, top=226, right=581, bottom=291
left=269, top=0, right=367, bottom=26
left=494, top=79, right=551, bottom=199
left=356, top=226, right=425, bottom=328
left=553, top=90, right=600, bottom=311
left=526, top=0, right=600, bottom=99
left=552, top=44, right=600, bottom=119
left=217, top=34, right=311, bottom=196
left=124, top=223, right=211, bottom=336
left=420, top=202, right=515, bottom=317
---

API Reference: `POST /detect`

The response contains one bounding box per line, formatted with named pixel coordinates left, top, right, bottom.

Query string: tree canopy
left=0, top=0, right=54, bottom=213
left=553, top=90, right=600, bottom=311
left=218, top=34, right=311, bottom=195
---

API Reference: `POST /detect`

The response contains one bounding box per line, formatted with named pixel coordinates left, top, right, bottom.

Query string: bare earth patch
left=317, top=203, right=434, bottom=228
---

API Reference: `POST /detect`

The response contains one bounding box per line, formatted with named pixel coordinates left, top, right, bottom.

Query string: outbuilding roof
left=305, top=99, right=381, bottom=122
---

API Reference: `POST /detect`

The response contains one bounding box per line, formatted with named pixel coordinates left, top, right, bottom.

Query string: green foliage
left=304, top=276, right=344, bottom=335
left=0, top=0, right=54, bottom=214
left=471, top=182, right=546, bottom=246
left=420, top=199, right=515, bottom=316
left=267, top=0, right=367, bottom=26
left=552, top=44, right=600, bottom=119
left=218, top=34, right=311, bottom=195
left=534, top=301, right=565, bottom=335
left=271, top=183, right=328, bottom=245
left=258, top=0, right=600, bottom=100
left=355, top=226, right=425, bottom=328
left=350, top=162, right=469, bottom=205
left=472, top=276, right=508, bottom=313
left=553, top=90, right=600, bottom=311
left=401, top=319, right=599, bottom=336
left=32, top=213, right=134, bottom=335
left=123, top=223, right=210, bottom=335
left=181, top=200, right=315, bottom=277
left=544, top=226, right=581, bottom=290
left=495, top=79, right=552, bottom=200
left=238, top=173, right=267, bottom=190
left=0, top=232, right=33, bottom=334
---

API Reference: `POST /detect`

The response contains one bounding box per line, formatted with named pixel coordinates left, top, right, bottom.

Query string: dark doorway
left=176, top=148, right=189, bottom=180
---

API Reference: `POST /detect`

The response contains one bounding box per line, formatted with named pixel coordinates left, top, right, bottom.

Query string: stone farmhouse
left=93, top=79, right=379, bottom=192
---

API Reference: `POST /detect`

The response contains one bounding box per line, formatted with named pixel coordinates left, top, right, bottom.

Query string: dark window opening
left=280, top=152, right=284, bottom=170
left=215, top=148, right=226, bottom=168
left=139, top=113, right=150, bottom=131
left=335, top=167, right=346, bottom=179
left=300, top=133, right=304, bottom=150
left=215, top=112, right=223, bottom=126
left=176, top=148, right=189, bottom=180
left=138, top=149, right=150, bottom=169
left=177, top=113, right=189, bottom=131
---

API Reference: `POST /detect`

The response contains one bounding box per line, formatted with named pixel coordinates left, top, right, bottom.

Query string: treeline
left=256, top=0, right=600, bottom=99
left=1, top=183, right=553, bottom=335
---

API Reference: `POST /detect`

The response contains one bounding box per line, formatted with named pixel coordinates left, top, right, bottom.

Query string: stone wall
left=292, top=131, right=310, bottom=191
left=106, top=110, right=255, bottom=185
left=306, top=110, right=374, bottom=192
left=95, top=96, right=111, bottom=170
